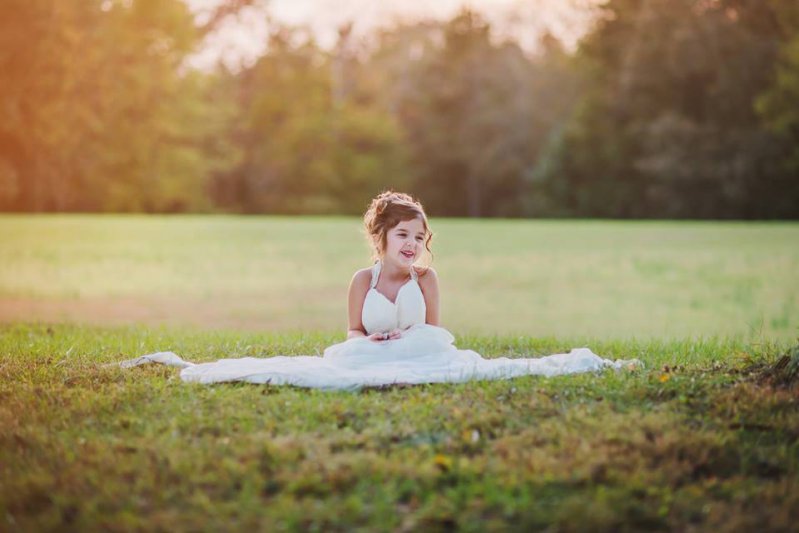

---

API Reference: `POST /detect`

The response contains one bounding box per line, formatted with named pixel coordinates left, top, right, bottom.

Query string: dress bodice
left=361, top=261, right=426, bottom=335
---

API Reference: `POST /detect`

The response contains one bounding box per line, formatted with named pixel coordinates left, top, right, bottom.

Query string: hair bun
left=374, top=191, right=396, bottom=215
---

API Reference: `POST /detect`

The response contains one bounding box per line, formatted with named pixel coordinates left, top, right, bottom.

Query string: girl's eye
left=416, top=236, right=424, bottom=241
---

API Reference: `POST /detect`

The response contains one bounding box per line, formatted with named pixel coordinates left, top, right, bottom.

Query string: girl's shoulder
left=350, top=266, right=374, bottom=289
left=414, top=265, right=438, bottom=285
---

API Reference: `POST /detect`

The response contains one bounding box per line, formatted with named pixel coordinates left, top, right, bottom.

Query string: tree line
left=1, top=0, right=797, bottom=218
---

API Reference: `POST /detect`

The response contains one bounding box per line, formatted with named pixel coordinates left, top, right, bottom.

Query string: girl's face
left=381, top=217, right=426, bottom=267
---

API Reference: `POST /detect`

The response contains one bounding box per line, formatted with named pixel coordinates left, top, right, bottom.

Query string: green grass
left=1, top=215, right=797, bottom=529
left=1, top=324, right=797, bottom=531
left=1, top=215, right=797, bottom=340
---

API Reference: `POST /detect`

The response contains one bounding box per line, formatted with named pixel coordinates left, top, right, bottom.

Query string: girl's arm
left=417, top=266, right=440, bottom=326
left=346, top=269, right=371, bottom=339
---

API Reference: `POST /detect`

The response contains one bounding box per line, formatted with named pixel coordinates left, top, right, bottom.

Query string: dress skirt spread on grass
left=120, top=261, right=639, bottom=390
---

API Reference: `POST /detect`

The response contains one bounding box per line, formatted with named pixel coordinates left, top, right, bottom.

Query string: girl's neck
left=379, top=258, right=411, bottom=282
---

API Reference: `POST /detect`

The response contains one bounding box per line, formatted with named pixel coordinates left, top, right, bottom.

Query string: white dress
left=120, top=261, right=640, bottom=390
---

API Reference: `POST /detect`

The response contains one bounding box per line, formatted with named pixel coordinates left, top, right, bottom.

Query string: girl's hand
left=366, top=332, right=386, bottom=342
left=367, top=329, right=402, bottom=342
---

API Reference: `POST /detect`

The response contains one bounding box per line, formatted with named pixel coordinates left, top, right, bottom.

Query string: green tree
left=0, top=0, right=249, bottom=212
left=392, top=11, right=533, bottom=216
left=216, top=26, right=408, bottom=214
left=536, top=0, right=798, bottom=218
left=757, top=1, right=799, bottom=184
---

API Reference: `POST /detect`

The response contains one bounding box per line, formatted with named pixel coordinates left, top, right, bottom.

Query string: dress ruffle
left=120, top=324, right=641, bottom=391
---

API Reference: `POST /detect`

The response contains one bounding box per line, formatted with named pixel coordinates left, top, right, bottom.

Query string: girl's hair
left=363, top=190, right=434, bottom=269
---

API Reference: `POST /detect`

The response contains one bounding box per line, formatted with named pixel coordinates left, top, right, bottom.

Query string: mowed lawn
left=1, top=326, right=797, bottom=530
left=1, top=215, right=797, bottom=340
left=1, top=215, right=797, bottom=530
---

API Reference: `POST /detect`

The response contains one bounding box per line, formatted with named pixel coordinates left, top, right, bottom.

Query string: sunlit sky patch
left=184, top=0, right=598, bottom=70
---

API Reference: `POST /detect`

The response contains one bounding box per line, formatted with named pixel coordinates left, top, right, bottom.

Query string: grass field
left=1, top=215, right=797, bottom=530
left=1, top=215, right=797, bottom=340
left=1, top=325, right=797, bottom=531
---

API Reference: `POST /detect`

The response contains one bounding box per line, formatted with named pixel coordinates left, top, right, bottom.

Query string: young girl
left=346, top=191, right=439, bottom=343
left=121, top=191, right=637, bottom=389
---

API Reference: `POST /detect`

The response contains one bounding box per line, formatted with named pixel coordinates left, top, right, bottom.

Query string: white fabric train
left=119, top=262, right=641, bottom=390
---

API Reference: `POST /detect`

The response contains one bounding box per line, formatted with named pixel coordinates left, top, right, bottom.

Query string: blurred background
left=1, top=0, right=797, bottom=340
left=1, top=0, right=797, bottom=218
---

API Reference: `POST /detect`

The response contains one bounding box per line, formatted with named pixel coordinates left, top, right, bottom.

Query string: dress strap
left=371, top=260, right=416, bottom=286
left=370, top=261, right=381, bottom=289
